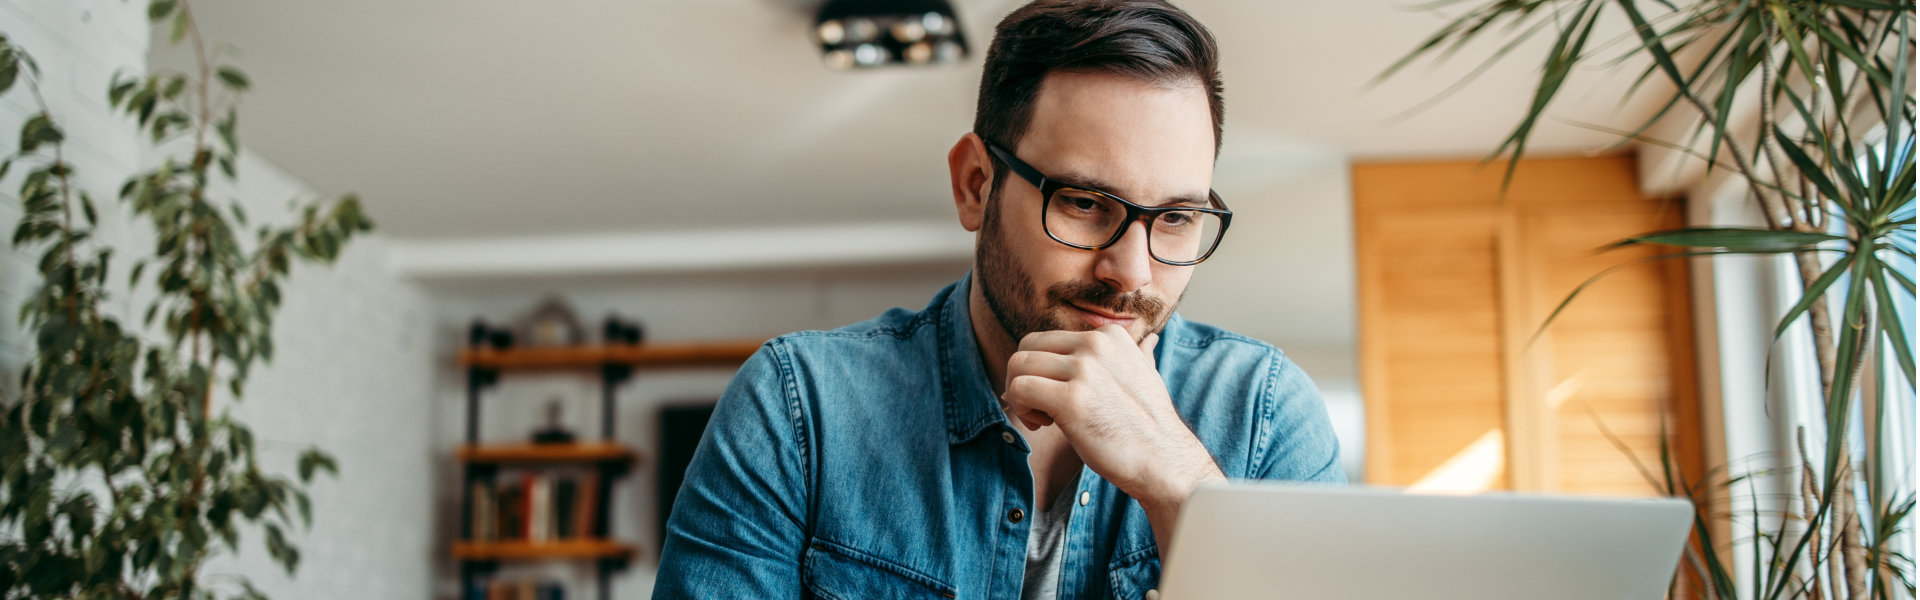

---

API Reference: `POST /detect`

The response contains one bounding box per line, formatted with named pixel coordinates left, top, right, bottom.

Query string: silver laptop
left=1160, top=482, right=1693, bottom=600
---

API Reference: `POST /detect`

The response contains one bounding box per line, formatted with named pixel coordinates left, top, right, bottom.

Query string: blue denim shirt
left=655, top=274, right=1344, bottom=599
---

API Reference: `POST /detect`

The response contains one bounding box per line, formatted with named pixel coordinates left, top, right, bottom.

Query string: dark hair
left=973, top=0, right=1225, bottom=169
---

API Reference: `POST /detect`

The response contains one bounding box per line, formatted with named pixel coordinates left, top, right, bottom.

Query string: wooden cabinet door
left=1354, top=156, right=1701, bottom=497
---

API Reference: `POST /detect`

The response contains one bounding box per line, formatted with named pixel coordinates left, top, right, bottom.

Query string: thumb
left=1140, top=333, right=1159, bottom=368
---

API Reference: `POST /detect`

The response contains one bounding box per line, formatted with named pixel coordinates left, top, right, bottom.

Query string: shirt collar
left=939, top=271, right=1012, bottom=445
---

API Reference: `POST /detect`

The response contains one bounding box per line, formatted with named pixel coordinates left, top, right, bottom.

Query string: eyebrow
left=1050, top=170, right=1212, bottom=208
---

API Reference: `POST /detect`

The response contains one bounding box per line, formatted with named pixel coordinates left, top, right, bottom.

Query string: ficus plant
left=0, top=0, right=373, bottom=598
left=1385, top=0, right=1914, bottom=598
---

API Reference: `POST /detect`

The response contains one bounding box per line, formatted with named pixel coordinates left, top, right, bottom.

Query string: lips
left=1069, top=302, right=1137, bottom=328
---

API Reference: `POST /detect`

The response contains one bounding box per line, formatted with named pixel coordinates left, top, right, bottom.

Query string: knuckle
left=1007, top=375, right=1040, bottom=397
left=1007, top=351, right=1032, bottom=371
left=1083, top=331, right=1109, bottom=351
left=1072, top=356, right=1099, bottom=376
left=1019, top=331, right=1048, bottom=349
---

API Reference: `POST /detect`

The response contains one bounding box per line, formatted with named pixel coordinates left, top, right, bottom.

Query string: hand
left=1001, top=325, right=1224, bottom=538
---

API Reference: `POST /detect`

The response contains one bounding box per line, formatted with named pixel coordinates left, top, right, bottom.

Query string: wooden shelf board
left=455, top=442, right=639, bottom=464
left=459, top=340, right=763, bottom=370
left=453, top=539, right=635, bottom=561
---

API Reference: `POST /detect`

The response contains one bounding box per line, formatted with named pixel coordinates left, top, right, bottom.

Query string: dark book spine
left=497, top=483, right=521, bottom=542
left=555, top=477, right=577, bottom=539
left=519, top=473, right=535, bottom=540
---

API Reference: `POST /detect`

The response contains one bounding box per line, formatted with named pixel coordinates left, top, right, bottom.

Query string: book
left=529, top=473, right=550, bottom=542
left=470, top=480, right=495, bottom=541
left=520, top=472, right=536, bottom=540
left=496, top=482, right=522, bottom=542
left=574, top=473, right=599, bottom=539
left=555, top=476, right=577, bottom=539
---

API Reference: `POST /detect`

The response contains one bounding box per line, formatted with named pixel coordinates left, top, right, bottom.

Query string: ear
left=948, top=132, right=993, bottom=233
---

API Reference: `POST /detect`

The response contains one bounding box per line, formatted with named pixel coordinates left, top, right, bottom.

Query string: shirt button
left=1144, top=589, right=1160, bottom=600
left=1079, top=491, right=1090, bottom=506
left=1007, top=508, right=1025, bottom=524
left=1001, top=431, right=1016, bottom=444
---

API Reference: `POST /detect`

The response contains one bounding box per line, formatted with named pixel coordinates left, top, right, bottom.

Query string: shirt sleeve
left=653, top=340, right=811, bottom=599
left=1251, top=348, right=1347, bottom=484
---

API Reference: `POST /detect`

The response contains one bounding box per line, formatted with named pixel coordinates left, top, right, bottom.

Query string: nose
left=1091, top=220, right=1154, bottom=294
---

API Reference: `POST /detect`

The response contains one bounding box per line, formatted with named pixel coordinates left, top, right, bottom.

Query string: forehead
left=1016, top=70, right=1216, bottom=203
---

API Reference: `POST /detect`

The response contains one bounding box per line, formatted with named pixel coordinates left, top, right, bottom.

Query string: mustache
left=1046, top=280, right=1166, bottom=322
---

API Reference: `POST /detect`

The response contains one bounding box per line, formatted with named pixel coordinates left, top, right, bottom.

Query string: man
left=654, top=1, right=1343, bottom=598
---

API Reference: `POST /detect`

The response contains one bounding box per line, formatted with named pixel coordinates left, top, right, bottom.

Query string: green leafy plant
left=1385, top=1, right=1914, bottom=598
left=0, top=0, right=373, bottom=597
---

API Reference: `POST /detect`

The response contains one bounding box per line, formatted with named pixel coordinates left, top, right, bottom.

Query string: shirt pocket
left=1106, top=547, right=1162, bottom=600
left=804, top=539, right=957, bottom=600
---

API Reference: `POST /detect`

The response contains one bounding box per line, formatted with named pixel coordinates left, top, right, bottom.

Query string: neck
left=968, top=275, right=1018, bottom=397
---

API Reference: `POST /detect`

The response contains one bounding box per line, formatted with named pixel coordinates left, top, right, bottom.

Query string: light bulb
left=844, top=18, right=879, bottom=43
left=904, top=41, right=933, bottom=64
left=816, top=20, right=846, bottom=45
left=823, top=49, right=855, bottom=69
left=852, top=43, right=886, bottom=67
left=922, top=12, right=949, bottom=36
left=892, top=20, right=926, bottom=43
left=934, top=40, right=963, bottom=64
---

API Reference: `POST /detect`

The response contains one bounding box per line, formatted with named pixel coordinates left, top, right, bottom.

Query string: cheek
left=1152, top=266, right=1194, bottom=299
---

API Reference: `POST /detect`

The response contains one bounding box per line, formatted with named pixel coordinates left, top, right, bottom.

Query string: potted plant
left=0, top=1, right=372, bottom=596
left=1384, top=1, right=1914, bottom=598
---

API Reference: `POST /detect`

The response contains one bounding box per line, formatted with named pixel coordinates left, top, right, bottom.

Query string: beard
left=975, top=193, right=1172, bottom=345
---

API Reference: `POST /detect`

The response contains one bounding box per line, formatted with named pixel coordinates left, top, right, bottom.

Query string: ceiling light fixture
left=814, top=0, right=967, bottom=70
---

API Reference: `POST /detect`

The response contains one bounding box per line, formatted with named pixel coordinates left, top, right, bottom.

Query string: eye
left=1054, top=193, right=1111, bottom=216
left=1159, top=212, right=1195, bottom=228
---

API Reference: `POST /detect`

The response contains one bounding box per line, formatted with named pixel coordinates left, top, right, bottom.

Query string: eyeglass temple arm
left=985, top=142, right=1047, bottom=188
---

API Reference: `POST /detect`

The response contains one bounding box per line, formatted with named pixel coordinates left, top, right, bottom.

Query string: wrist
left=1137, top=449, right=1225, bottom=514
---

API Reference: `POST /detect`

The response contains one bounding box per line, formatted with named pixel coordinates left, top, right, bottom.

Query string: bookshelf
left=458, top=341, right=765, bottom=371
left=456, top=442, right=639, bottom=465
left=453, top=539, right=637, bottom=561
left=456, top=327, right=761, bottom=600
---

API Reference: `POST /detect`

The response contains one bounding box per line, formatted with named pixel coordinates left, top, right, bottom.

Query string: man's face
left=976, top=70, right=1217, bottom=345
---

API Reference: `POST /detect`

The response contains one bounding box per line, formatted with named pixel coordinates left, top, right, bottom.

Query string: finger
left=1009, top=404, right=1054, bottom=430
left=1006, top=349, right=1077, bottom=384
left=1002, top=385, right=1058, bottom=431
left=1140, top=333, right=1159, bottom=368
left=1016, top=329, right=1101, bottom=354
left=1003, top=373, right=1072, bottom=418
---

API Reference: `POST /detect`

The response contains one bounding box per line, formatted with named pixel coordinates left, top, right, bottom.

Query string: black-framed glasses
left=986, top=142, right=1232, bottom=266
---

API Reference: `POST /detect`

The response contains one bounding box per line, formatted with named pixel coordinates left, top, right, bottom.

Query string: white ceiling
left=157, top=0, right=1672, bottom=240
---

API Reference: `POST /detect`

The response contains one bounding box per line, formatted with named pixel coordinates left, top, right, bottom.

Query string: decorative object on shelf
left=518, top=296, right=585, bottom=348
left=603, top=315, right=645, bottom=346
left=470, top=319, right=515, bottom=350
left=813, top=0, right=967, bottom=69
left=530, top=398, right=577, bottom=445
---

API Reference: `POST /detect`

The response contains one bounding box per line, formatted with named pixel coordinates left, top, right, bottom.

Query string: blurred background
left=1, top=0, right=1907, bottom=598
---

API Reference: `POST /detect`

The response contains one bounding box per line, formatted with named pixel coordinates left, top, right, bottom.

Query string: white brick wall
left=0, top=1, right=435, bottom=598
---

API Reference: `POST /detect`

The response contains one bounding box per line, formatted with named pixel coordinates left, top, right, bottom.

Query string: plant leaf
left=1873, top=265, right=1916, bottom=387
left=1615, top=227, right=1844, bottom=251
left=216, top=67, right=249, bottom=92
left=1772, top=250, right=1852, bottom=345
